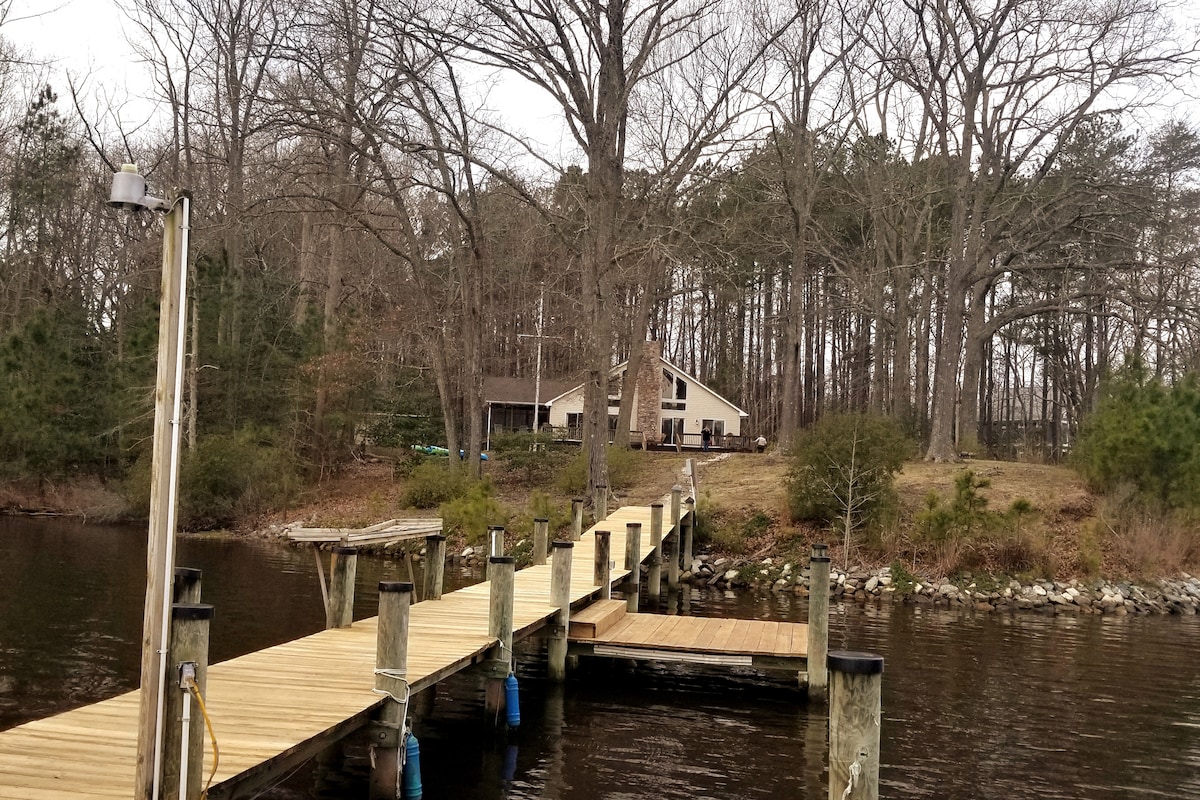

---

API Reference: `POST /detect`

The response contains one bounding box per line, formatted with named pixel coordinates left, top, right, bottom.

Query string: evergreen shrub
left=1073, top=368, right=1200, bottom=509
left=786, top=413, right=912, bottom=528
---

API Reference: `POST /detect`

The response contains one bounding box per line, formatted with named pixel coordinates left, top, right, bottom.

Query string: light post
left=110, top=164, right=192, bottom=800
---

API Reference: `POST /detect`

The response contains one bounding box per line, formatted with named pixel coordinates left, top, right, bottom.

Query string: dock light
left=108, top=163, right=170, bottom=212
left=110, top=162, right=192, bottom=800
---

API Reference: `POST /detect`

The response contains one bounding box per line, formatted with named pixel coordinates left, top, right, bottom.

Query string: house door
left=661, top=418, right=683, bottom=444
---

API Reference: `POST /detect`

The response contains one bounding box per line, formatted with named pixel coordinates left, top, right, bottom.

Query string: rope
left=182, top=677, right=220, bottom=800
left=372, top=668, right=411, bottom=706
left=840, top=755, right=862, bottom=800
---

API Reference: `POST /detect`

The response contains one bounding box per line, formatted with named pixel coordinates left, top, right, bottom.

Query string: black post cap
left=174, top=567, right=202, bottom=581
left=551, top=541, right=575, bottom=549
left=811, top=555, right=831, bottom=564
left=379, top=581, right=414, bottom=593
left=535, top=517, right=549, bottom=523
left=489, top=556, right=516, bottom=565
left=426, top=533, right=447, bottom=542
left=333, top=545, right=358, bottom=555
left=828, top=650, right=884, bottom=675
left=172, top=603, right=215, bottom=621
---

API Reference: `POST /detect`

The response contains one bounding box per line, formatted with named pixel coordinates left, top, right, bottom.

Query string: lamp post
left=111, top=164, right=192, bottom=800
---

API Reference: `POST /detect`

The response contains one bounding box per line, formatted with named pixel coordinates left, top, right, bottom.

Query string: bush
left=1073, top=368, right=1200, bottom=510
left=123, top=429, right=300, bottom=529
left=786, top=413, right=913, bottom=530
left=555, top=445, right=639, bottom=495
left=402, top=462, right=468, bottom=508
left=441, top=481, right=509, bottom=545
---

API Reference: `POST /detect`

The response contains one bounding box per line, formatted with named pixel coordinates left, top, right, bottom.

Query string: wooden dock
left=0, top=495, right=812, bottom=799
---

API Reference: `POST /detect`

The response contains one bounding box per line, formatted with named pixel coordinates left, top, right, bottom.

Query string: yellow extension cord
left=185, top=681, right=221, bottom=799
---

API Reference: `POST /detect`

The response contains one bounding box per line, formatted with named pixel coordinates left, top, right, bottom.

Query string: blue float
left=402, top=731, right=422, bottom=800
left=504, top=673, right=521, bottom=728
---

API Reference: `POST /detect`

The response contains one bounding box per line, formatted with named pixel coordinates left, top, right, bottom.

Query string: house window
left=566, top=412, right=582, bottom=431
left=662, top=369, right=687, bottom=411
left=661, top=418, right=683, bottom=444
left=702, top=419, right=725, bottom=438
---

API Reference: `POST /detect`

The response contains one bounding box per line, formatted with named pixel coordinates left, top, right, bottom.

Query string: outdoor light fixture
left=108, top=163, right=170, bottom=212
left=110, top=162, right=192, bottom=800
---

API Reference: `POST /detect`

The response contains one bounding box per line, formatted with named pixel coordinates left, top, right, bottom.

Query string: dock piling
left=162, top=603, right=213, bottom=800
left=570, top=498, right=584, bottom=540
left=423, top=534, right=446, bottom=601
left=327, top=546, right=357, bottom=629
left=668, top=486, right=682, bottom=589
left=371, top=581, right=413, bottom=800
left=594, top=531, right=611, bottom=599
left=648, top=503, right=663, bottom=599
left=807, top=545, right=831, bottom=700
left=828, top=651, right=884, bottom=800
left=625, top=522, right=642, bottom=612
left=485, top=557, right=516, bottom=724
left=682, top=497, right=695, bottom=569
left=172, top=567, right=202, bottom=604
left=533, top=518, right=549, bottom=566
left=594, top=484, right=608, bottom=522
left=547, top=541, right=574, bottom=681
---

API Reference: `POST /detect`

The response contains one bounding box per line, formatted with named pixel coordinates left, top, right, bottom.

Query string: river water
left=2, top=516, right=1198, bottom=799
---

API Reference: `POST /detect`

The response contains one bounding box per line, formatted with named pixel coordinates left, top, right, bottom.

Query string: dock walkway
left=0, top=503, right=666, bottom=799
left=0, top=495, right=816, bottom=799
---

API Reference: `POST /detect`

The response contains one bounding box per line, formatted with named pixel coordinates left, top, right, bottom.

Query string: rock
left=690, top=559, right=705, bottom=573
left=773, top=578, right=789, bottom=592
left=461, top=546, right=475, bottom=558
left=938, top=584, right=958, bottom=597
left=723, top=569, right=741, bottom=584
left=865, top=576, right=880, bottom=593
left=1032, top=585, right=1047, bottom=597
left=712, top=557, right=729, bottom=569
left=879, top=575, right=892, bottom=587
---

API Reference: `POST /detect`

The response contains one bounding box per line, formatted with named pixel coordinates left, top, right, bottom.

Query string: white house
left=545, top=341, right=749, bottom=446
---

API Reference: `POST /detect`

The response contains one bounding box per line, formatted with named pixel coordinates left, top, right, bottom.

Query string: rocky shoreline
left=346, top=537, right=1200, bottom=618
left=678, top=553, right=1200, bottom=616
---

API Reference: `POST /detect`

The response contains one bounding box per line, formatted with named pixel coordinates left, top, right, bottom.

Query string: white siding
left=548, top=363, right=744, bottom=437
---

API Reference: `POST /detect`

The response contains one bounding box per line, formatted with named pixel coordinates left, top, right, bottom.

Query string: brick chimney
left=636, top=340, right=663, bottom=443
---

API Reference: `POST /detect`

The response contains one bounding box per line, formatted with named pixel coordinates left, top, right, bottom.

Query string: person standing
left=701, top=426, right=712, bottom=451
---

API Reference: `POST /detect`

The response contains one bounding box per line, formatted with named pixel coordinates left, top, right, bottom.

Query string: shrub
left=786, top=413, right=912, bottom=530
left=1073, top=367, right=1200, bottom=510
left=441, top=481, right=509, bottom=545
left=402, top=462, right=468, bottom=508
left=555, top=446, right=639, bottom=495
left=128, top=428, right=300, bottom=529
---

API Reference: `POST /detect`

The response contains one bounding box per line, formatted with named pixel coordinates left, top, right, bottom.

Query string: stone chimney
left=636, top=340, right=663, bottom=443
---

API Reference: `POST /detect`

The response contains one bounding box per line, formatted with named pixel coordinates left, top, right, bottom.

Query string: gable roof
left=543, top=355, right=749, bottom=418
left=483, top=375, right=581, bottom=406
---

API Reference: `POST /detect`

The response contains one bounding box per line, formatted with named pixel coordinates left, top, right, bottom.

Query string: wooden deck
left=569, top=601, right=808, bottom=670
left=0, top=502, right=669, bottom=799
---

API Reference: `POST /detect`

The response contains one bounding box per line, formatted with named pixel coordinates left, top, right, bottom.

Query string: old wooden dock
left=0, top=492, right=816, bottom=799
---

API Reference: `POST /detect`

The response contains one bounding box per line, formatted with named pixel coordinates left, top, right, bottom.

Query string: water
left=2, top=517, right=1199, bottom=799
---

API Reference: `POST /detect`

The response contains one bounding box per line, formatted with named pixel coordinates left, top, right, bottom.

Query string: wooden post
left=594, top=530, right=611, bottom=599
left=547, top=541, right=574, bottom=681
left=135, top=196, right=189, bottom=800
left=667, top=485, right=682, bottom=589
left=533, top=517, right=550, bottom=566
left=486, top=526, right=505, bottom=580
left=172, top=567, right=202, bottom=604
left=647, top=503, right=663, bottom=600
left=485, top=557, right=516, bottom=723
left=828, top=651, right=884, bottom=800
left=594, top=484, right=608, bottom=522
left=570, top=497, right=584, bottom=540
left=624, top=522, right=642, bottom=613
left=682, top=498, right=695, bottom=569
left=808, top=545, right=831, bottom=701
left=424, top=534, right=446, bottom=601
left=686, top=456, right=699, bottom=499
left=370, top=581, right=413, bottom=800
left=326, top=546, right=357, bottom=629
left=162, top=603, right=212, bottom=800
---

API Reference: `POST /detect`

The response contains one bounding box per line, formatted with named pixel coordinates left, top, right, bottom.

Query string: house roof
left=543, top=355, right=750, bottom=418
left=483, top=375, right=581, bottom=406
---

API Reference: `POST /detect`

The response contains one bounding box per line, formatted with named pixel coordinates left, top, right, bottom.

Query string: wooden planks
left=579, top=613, right=808, bottom=658
left=568, top=599, right=628, bottom=638
left=0, top=497, right=684, bottom=799
left=286, top=518, right=443, bottom=545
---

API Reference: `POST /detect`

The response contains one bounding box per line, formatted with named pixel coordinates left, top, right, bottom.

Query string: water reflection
left=2, top=517, right=1200, bottom=799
